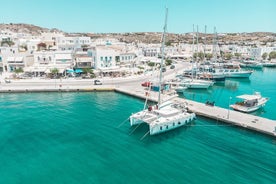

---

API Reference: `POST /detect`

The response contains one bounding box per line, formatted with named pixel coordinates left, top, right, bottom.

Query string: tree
left=1, top=40, right=15, bottom=47
left=205, top=53, right=213, bottom=60
left=19, top=45, right=28, bottom=51
left=268, top=51, right=276, bottom=60
left=82, top=68, right=95, bottom=78
left=198, top=52, right=205, bottom=61
left=14, top=68, right=24, bottom=74
left=165, top=41, right=172, bottom=46
left=262, top=52, right=268, bottom=60
left=147, top=62, right=155, bottom=67
left=193, top=52, right=205, bottom=61
left=165, top=59, right=172, bottom=66
left=234, top=53, right=242, bottom=59
left=224, top=53, right=232, bottom=60
left=50, top=68, right=59, bottom=78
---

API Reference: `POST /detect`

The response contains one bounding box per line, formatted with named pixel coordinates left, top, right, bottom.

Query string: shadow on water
left=129, top=122, right=195, bottom=143
left=226, top=78, right=251, bottom=84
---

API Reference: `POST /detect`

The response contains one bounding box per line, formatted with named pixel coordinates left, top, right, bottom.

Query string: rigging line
left=117, top=117, right=130, bottom=128
left=140, top=131, right=150, bottom=141
left=190, top=124, right=235, bottom=127
left=129, top=123, right=143, bottom=135
left=143, top=82, right=152, bottom=110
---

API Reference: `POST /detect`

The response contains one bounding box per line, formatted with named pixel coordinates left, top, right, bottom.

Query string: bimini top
left=236, top=94, right=260, bottom=101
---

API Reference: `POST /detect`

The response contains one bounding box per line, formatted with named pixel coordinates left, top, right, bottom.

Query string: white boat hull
left=225, top=71, right=252, bottom=78
left=129, top=102, right=196, bottom=135
left=149, top=113, right=195, bottom=135
left=230, top=96, right=268, bottom=113
left=184, top=82, right=211, bottom=89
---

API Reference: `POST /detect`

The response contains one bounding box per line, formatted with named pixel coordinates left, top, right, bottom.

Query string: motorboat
left=230, top=92, right=269, bottom=113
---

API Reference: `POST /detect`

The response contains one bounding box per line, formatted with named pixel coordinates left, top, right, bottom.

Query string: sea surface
left=0, top=68, right=276, bottom=184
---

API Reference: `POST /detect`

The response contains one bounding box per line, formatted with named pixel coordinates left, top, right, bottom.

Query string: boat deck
left=116, top=87, right=276, bottom=137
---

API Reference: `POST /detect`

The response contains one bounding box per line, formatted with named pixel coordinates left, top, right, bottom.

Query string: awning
left=75, top=69, right=83, bottom=73
left=66, top=69, right=74, bottom=73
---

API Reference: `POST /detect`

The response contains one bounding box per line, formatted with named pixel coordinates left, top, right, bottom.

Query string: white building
left=88, top=46, right=118, bottom=70
left=73, top=50, right=93, bottom=69
left=56, top=36, right=91, bottom=51
left=250, top=47, right=276, bottom=59
left=27, top=50, right=73, bottom=76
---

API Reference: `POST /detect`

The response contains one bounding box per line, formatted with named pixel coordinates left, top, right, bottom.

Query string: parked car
left=141, top=81, right=152, bottom=87
left=161, top=67, right=166, bottom=72
left=94, top=80, right=102, bottom=85
left=170, top=65, right=175, bottom=69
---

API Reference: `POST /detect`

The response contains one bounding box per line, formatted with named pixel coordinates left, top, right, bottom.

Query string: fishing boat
left=230, top=92, right=269, bottom=113
left=129, top=9, right=196, bottom=135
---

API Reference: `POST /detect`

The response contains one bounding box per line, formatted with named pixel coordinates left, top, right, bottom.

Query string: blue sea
left=0, top=68, right=276, bottom=184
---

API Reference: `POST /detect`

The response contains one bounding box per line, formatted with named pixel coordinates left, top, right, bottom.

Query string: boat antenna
left=157, top=7, right=168, bottom=108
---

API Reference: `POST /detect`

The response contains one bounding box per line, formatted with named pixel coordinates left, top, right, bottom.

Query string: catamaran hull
left=129, top=108, right=155, bottom=126
left=149, top=113, right=196, bottom=135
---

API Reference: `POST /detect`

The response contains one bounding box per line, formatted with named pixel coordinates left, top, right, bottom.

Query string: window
left=100, top=57, right=103, bottom=61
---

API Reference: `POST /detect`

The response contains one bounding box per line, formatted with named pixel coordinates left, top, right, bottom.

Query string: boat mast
left=157, top=8, right=168, bottom=108
left=203, top=25, right=207, bottom=62
left=212, top=27, right=217, bottom=62
left=192, top=24, right=195, bottom=79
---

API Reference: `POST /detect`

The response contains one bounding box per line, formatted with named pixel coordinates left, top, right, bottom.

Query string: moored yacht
left=230, top=92, right=269, bottom=113
left=129, top=8, right=196, bottom=135
left=213, top=63, right=253, bottom=78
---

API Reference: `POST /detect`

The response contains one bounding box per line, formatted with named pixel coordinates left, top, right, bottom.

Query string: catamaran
left=129, top=9, right=196, bottom=135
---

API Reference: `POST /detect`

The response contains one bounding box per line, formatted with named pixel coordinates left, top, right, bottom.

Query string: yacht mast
left=157, top=8, right=168, bottom=108
left=203, top=25, right=207, bottom=62
left=212, top=27, right=217, bottom=61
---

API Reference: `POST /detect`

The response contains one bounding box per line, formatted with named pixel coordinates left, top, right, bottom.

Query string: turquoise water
left=181, top=67, right=276, bottom=120
left=0, top=68, right=276, bottom=183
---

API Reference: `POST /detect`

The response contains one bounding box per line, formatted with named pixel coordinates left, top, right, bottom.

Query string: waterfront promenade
left=1, top=62, right=276, bottom=138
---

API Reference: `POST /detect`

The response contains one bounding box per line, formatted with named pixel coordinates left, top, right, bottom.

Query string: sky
left=1, top=0, right=276, bottom=34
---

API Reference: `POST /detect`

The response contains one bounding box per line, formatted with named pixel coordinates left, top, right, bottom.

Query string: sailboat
left=181, top=25, right=214, bottom=89
left=129, top=9, right=196, bottom=135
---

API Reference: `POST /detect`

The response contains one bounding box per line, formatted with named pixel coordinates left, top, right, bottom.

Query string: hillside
left=0, top=23, right=63, bottom=35
left=1, top=23, right=275, bottom=45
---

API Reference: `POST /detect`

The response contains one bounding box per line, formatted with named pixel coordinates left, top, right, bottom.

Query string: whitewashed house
left=56, top=36, right=91, bottom=51
left=88, top=46, right=117, bottom=70
left=73, top=50, right=93, bottom=69
left=27, top=50, right=73, bottom=76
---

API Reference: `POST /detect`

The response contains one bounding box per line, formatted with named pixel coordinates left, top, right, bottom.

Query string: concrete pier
left=116, top=87, right=276, bottom=137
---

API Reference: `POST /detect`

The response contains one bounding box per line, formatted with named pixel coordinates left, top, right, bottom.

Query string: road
left=0, top=61, right=191, bottom=90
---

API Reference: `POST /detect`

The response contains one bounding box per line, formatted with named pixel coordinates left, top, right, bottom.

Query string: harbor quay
left=115, top=86, right=276, bottom=138
left=1, top=75, right=276, bottom=138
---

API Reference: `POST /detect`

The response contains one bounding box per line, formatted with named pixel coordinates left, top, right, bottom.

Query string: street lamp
left=227, top=96, right=232, bottom=119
